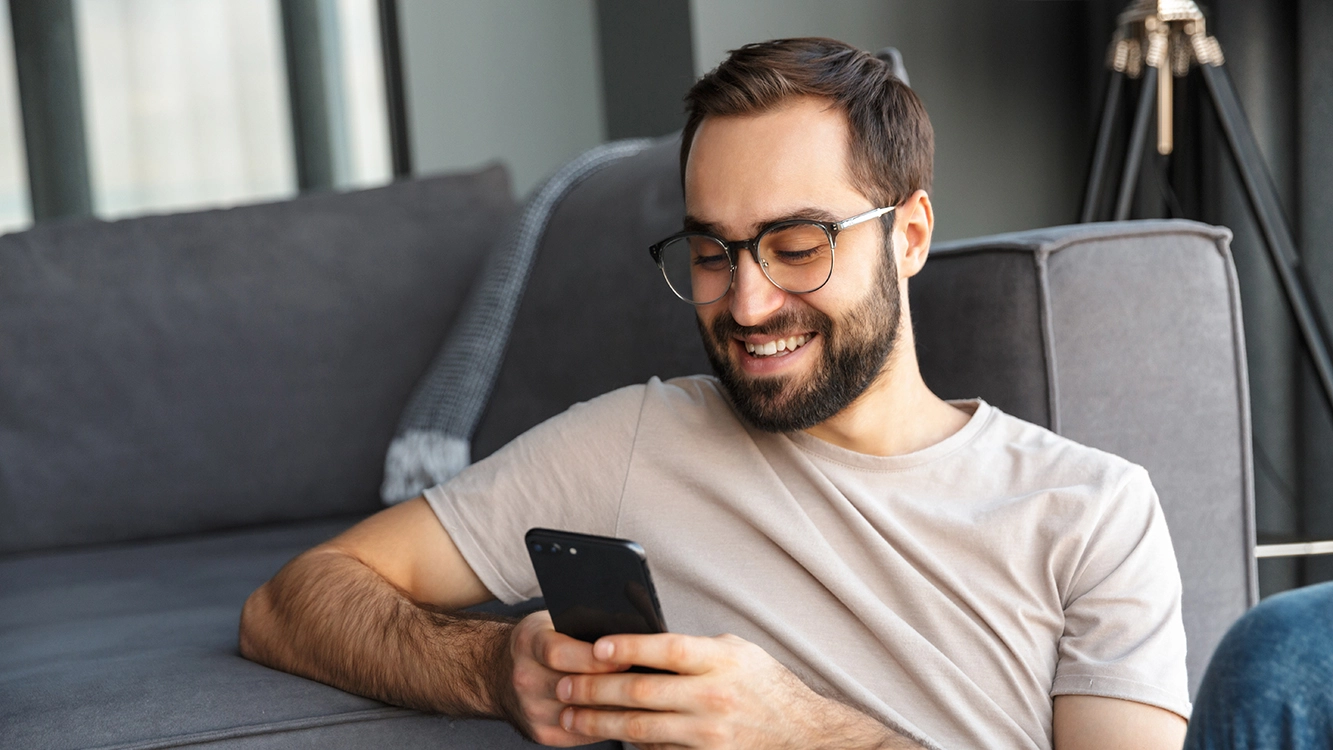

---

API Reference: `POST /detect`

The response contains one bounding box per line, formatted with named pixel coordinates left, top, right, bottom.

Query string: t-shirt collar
left=781, top=399, right=994, bottom=471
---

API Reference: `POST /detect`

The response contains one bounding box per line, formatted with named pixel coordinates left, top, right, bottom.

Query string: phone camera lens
left=550, top=543, right=561, bottom=554
left=532, top=543, right=543, bottom=553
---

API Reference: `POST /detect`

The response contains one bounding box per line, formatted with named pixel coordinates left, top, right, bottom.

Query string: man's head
left=675, top=38, right=935, bottom=432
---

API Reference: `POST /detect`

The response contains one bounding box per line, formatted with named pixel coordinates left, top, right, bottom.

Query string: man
left=240, top=38, right=1190, bottom=749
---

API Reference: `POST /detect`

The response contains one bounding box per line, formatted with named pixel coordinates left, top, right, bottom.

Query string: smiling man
left=240, top=38, right=1191, bottom=750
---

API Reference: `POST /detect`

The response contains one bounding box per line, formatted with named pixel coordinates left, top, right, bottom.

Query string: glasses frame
left=648, top=206, right=896, bottom=305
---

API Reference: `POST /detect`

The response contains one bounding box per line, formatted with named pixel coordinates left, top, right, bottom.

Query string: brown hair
left=681, top=37, right=933, bottom=208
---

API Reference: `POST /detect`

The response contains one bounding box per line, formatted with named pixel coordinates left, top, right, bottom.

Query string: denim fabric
left=1185, top=582, right=1333, bottom=749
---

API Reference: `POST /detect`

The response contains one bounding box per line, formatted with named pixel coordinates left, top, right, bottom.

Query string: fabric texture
left=381, top=138, right=658, bottom=504
left=1185, top=582, right=1333, bottom=750
left=0, top=518, right=605, bottom=749
left=0, top=168, right=515, bottom=554
left=425, top=375, right=1190, bottom=750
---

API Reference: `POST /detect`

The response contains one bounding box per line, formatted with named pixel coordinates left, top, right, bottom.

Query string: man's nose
left=729, top=249, right=786, bottom=327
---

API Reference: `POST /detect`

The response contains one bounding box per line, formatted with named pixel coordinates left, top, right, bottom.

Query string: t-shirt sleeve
left=1051, top=465, right=1192, bottom=719
left=423, top=384, right=648, bottom=604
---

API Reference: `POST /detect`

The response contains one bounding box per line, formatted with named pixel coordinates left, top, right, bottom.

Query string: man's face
left=684, top=97, right=903, bottom=432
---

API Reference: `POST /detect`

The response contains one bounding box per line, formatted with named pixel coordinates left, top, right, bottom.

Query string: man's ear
left=896, top=190, right=933, bottom=280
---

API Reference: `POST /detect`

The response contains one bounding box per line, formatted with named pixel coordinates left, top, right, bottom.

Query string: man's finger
left=558, top=672, right=697, bottom=712
left=561, top=706, right=691, bottom=747
left=519, top=698, right=605, bottom=747
left=531, top=627, right=627, bottom=674
left=592, top=632, right=721, bottom=674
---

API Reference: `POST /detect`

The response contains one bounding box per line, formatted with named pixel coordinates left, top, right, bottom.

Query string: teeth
left=744, top=334, right=811, bottom=357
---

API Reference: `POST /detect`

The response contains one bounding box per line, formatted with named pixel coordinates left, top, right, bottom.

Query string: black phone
left=525, top=528, right=668, bottom=645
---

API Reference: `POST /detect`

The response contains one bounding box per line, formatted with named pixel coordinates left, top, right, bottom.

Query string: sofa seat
left=0, top=518, right=584, bottom=749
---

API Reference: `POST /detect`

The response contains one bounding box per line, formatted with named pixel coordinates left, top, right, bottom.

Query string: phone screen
left=525, top=528, right=668, bottom=644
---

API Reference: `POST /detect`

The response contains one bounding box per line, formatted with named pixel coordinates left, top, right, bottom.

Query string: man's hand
left=501, top=610, right=632, bottom=746
left=551, top=631, right=921, bottom=750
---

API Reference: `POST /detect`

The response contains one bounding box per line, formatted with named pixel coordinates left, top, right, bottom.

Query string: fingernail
left=561, top=707, right=574, bottom=731
left=594, top=640, right=615, bottom=660
left=557, top=676, right=572, bottom=701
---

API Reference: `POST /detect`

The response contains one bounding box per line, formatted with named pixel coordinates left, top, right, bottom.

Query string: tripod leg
left=1082, top=71, right=1125, bottom=223
left=1200, top=62, right=1333, bottom=415
left=1115, top=66, right=1159, bottom=220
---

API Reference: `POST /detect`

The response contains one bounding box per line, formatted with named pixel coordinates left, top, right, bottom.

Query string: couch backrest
left=0, top=167, right=514, bottom=554
left=472, top=137, right=1255, bottom=698
left=471, top=139, right=709, bottom=458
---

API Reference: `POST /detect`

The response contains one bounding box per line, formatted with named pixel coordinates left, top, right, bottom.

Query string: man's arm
left=238, top=497, right=617, bottom=746
left=239, top=498, right=504, bottom=715
left=1053, top=695, right=1187, bottom=750
left=240, top=498, right=919, bottom=748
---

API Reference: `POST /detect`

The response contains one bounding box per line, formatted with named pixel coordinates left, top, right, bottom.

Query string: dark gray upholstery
left=0, top=168, right=513, bottom=554
left=473, top=139, right=709, bottom=457
left=922, top=222, right=1257, bottom=696
left=0, top=518, right=611, bottom=749
left=383, top=139, right=657, bottom=502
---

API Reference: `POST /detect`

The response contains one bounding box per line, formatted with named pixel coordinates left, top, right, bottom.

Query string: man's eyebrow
left=682, top=214, right=718, bottom=233
left=681, top=207, right=843, bottom=236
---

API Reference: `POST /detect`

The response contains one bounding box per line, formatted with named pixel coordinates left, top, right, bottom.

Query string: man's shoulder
left=566, top=374, right=732, bottom=428
left=653, top=373, right=728, bottom=404
left=978, top=404, right=1152, bottom=499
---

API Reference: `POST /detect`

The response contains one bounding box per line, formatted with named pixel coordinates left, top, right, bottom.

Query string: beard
left=698, top=250, right=902, bottom=433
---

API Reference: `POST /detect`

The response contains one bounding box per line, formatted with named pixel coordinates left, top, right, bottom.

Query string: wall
left=690, top=0, right=1095, bottom=242
left=397, top=0, right=605, bottom=197
left=400, top=0, right=1099, bottom=237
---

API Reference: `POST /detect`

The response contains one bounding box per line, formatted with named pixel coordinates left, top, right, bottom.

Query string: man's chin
left=715, top=371, right=823, bottom=433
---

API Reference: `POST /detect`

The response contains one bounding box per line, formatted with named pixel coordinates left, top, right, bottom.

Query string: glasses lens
left=757, top=222, right=834, bottom=293
left=658, top=235, right=732, bottom=304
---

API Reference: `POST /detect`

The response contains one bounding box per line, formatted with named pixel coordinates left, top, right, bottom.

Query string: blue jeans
left=1185, top=581, right=1333, bottom=749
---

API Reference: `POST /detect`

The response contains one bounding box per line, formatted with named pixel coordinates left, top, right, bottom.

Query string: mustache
left=710, top=308, right=833, bottom=341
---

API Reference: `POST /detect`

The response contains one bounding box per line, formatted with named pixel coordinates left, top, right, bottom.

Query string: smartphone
left=525, top=528, right=668, bottom=644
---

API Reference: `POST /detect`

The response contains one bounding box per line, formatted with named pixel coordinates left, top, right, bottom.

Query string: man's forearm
left=811, top=694, right=925, bottom=750
left=239, top=549, right=515, bottom=719
left=781, top=671, right=923, bottom=750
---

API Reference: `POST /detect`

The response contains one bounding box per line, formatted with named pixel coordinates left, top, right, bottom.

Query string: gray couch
left=0, top=137, right=1254, bottom=748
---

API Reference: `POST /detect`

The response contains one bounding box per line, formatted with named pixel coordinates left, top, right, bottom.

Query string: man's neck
left=802, top=330, right=971, bottom=457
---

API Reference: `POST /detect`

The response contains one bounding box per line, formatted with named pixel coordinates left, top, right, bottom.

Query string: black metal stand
left=1081, top=50, right=1333, bottom=416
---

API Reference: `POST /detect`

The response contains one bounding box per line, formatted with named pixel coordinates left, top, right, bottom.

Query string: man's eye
left=693, top=253, right=730, bottom=270
left=772, top=246, right=826, bottom=264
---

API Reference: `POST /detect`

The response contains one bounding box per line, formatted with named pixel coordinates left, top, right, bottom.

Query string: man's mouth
left=742, top=333, right=813, bottom=358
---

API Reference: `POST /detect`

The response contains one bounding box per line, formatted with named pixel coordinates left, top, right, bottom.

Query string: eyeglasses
left=648, top=206, right=895, bottom=305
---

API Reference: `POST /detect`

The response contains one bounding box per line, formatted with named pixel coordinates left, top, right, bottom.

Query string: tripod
left=1081, top=0, right=1333, bottom=414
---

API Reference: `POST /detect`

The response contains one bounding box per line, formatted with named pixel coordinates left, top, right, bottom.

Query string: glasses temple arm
left=833, top=205, right=896, bottom=231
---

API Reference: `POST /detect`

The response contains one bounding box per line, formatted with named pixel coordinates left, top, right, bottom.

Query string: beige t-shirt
left=425, top=375, right=1189, bottom=750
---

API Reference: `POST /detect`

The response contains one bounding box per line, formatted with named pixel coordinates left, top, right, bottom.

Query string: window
left=329, top=0, right=391, bottom=189
left=0, top=1, right=30, bottom=234
left=75, top=0, right=296, bottom=219
left=71, top=0, right=390, bottom=221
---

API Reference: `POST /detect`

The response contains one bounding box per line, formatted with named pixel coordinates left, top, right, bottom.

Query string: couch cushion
left=0, top=168, right=514, bottom=554
left=381, top=139, right=658, bottom=503
left=0, top=518, right=612, bottom=749
left=472, top=138, right=710, bottom=458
